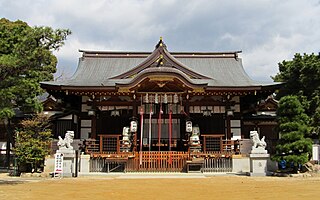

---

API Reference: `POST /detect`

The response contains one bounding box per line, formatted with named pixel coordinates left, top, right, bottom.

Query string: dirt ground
left=1, top=174, right=320, bottom=200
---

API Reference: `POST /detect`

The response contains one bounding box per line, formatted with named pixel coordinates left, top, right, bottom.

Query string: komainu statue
left=58, top=131, right=75, bottom=150
left=190, top=126, right=200, bottom=145
left=250, top=131, right=267, bottom=153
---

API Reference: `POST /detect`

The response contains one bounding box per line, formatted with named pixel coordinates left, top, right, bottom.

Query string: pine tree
left=273, top=96, right=312, bottom=171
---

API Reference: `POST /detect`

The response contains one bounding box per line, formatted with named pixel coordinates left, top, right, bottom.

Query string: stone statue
left=249, top=131, right=269, bottom=176
left=189, top=125, right=201, bottom=153
left=57, top=131, right=75, bottom=150
left=190, top=126, right=200, bottom=145
left=250, top=131, right=267, bottom=153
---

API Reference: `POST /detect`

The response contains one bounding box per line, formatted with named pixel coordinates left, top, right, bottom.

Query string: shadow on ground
left=0, top=180, right=25, bottom=185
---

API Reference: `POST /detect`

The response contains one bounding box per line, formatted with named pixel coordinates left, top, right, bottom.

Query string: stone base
left=248, top=172, right=268, bottom=176
left=79, top=154, right=90, bottom=174
left=44, top=156, right=55, bottom=173
left=250, top=147, right=268, bottom=154
left=56, top=149, right=76, bottom=157
left=232, top=156, right=250, bottom=173
left=249, top=153, right=270, bottom=176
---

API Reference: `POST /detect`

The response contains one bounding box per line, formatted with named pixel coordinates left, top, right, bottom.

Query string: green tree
left=14, top=114, right=52, bottom=172
left=273, top=96, right=313, bottom=171
left=273, top=53, right=320, bottom=135
left=0, top=18, right=71, bottom=118
left=0, top=18, right=71, bottom=165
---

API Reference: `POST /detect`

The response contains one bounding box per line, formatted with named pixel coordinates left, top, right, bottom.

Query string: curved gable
left=115, top=67, right=209, bottom=93
left=111, top=38, right=211, bottom=80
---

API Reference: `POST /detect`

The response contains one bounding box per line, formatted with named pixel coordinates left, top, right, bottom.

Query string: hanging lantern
left=186, top=121, right=193, bottom=133
left=155, top=93, right=159, bottom=104
left=130, top=120, right=138, bottom=132
left=173, top=93, right=179, bottom=104
left=145, top=93, right=149, bottom=103
left=164, top=93, right=168, bottom=104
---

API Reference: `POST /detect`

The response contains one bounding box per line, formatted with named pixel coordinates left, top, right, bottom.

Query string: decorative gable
left=112, top=38, right=211, bottom=93
left=111, top=38, right=211, bottom=80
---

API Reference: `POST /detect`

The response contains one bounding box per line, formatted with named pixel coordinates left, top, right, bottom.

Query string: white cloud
left=243, top=34, right=306, bottom=82
left=1, top=0, right=320, bottom=81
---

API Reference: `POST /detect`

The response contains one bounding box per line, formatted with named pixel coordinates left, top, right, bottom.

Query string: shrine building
left=41, top=38, right=282, bottom=172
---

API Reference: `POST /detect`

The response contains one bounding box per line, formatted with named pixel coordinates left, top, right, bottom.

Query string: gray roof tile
left=41, top=51, right=279, bottom=88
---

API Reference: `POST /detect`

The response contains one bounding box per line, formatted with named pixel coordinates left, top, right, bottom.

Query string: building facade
left=41, top=39, right=281, bottom=172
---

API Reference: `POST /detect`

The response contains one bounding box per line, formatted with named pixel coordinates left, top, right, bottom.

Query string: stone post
left=79, top=154, right=90, bottom=175
left=232, top=155, right=250, bottom=173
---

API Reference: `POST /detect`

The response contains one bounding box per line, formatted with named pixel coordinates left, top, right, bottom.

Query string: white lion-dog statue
left=250, top=131, right=267, bottom=152
left=58, top=131, right=75, bottom=150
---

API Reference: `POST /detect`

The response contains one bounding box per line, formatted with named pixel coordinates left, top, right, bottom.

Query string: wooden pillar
left=220, top=136, right=223, bottom=152
left=133, top=131, right=137, bottom=152
left=225, top=96, right=233, bottom=140
left=185, top=95, right=190, bottom=115
left=203, top=136, right=207, bottom=153
left=99, top=135, right=103, bottom=154
left=132, top=95, right=138, bottom=152
left=117, top=135, right=120, bottom=154
left=91, top=115, right=97, bottom=139
left=133, top=95, right=137, bottom=117
left=226, top=115, right=231, bottom=140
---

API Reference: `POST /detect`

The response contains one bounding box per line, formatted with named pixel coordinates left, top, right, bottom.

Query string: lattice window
left=205, top=137, right=221, bottom=151
left=102, top=137, right=118, bottom=152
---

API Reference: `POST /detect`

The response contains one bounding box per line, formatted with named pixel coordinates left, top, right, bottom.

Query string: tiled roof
left=41, top=40, right=280, bottom=90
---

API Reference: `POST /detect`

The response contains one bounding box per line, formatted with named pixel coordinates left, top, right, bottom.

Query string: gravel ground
left=1, top=173, right=320, bottom=200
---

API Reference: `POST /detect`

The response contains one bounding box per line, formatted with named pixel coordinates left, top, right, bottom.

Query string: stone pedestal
left=79, top=154, right=90, bottom=175
left=232, top=155, right=250, bottom=173
left=249, top=153, right=270, bottom=176
left=56, top=149, right=76, bottom=177
left=44, top=156, right=55, bottom=173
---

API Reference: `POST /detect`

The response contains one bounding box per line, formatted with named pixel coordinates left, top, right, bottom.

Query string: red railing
left=126, top=151, right=189, bottom=172
left=85, top=134, right=240, bottom=158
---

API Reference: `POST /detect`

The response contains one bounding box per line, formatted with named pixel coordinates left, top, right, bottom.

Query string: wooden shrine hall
left=41, top=38, right=282, bottom=172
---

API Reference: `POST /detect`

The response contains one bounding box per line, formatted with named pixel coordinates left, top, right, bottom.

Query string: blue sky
left=1, top=0, right=320, bottom=82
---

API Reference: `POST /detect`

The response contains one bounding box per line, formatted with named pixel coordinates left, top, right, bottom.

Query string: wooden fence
left=202, top=157, right=232, bottom=173
left=89, top=151, right=234, bottom=173
left=90, top=157, right=126, bottom=173
left=126, top=152, right=188, bottom=172
left=89, top=151, right=189, bottom=173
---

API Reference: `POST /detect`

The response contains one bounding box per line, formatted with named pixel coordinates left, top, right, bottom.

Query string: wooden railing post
left=99, top=135, right=103, bottom=154
left=203, top=136, right=207, bottom=153
left=117, top=135, right=120, bottom=154
left=220, top=136, right=223, bottom=152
